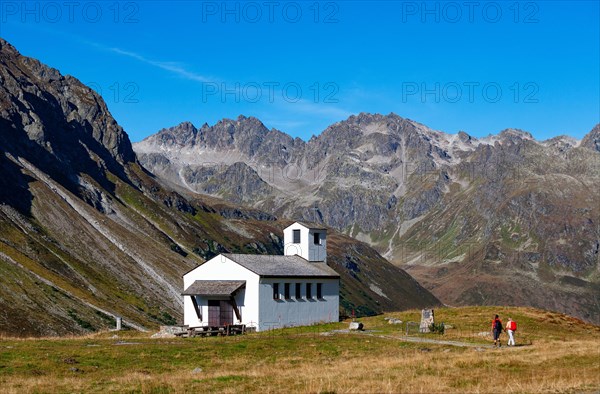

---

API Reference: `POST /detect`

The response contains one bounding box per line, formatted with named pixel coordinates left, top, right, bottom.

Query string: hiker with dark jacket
left=492, top=315, right=503, bottom=347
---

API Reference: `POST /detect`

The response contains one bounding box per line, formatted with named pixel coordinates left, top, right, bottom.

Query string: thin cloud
left=82, top=41, right=211, bottom=83
left=106, top=47, right=211, bottom=83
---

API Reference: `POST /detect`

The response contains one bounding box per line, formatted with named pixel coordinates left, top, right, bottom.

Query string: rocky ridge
left=135, top=114, right=600, bottom=323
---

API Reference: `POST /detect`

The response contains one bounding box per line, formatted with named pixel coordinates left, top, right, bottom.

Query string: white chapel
left=182, top=222, right=340, bottom=331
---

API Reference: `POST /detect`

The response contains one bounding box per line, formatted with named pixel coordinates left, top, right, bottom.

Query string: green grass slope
left=0, top=306, right=597, bottom=393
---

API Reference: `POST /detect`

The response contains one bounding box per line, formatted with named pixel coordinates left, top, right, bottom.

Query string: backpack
left=510, top=321, right=517, bottom=331
left=494, top=319, right=502, bottom=331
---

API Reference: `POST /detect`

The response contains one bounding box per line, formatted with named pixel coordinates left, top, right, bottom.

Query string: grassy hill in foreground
left=1, top=306, right=598, bottom=393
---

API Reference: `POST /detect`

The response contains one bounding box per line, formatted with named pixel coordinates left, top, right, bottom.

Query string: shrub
left=429, top=322, right=445, bottom=335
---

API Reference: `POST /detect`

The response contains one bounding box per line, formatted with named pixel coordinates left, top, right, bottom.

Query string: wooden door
left=219, top=300, right=233, bottom=326
left=208, top=300, right=220, bottom=326
left=208, top=300, right=233, bottom=326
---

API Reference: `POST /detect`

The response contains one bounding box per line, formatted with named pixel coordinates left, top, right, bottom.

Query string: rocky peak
left=0, top=38, right=136, bottom=168
left=581, top=124, right=600, bottom=152
left=542, top=135, right=580, bottom=152
left=497, top=128, right=534, bottom=143
left=457, top=131, right=474, bottom=143
left=214, top=115, right=269, bottom=134
left=199, top=115, right=269, bottom=146
left=174, top=121, right=198, bottom=135
left=317, top=113, right=409, bottom=142
left=346, top=112, right=395, bottom=125
left=148, top=121, right=199, bottom=147
left=0, top=38, right=16, bottom=53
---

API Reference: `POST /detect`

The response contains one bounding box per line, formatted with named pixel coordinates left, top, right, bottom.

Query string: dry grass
left=1, top=306, right=598, bottom=393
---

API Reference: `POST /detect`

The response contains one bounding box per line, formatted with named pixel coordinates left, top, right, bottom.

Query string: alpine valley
left=135, top=113, right=600, bottom=324
left=0, top=38, right=441, bottom=336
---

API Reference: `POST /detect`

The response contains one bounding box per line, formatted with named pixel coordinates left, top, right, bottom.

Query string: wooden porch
left=174, top=324, right=247, bottom=337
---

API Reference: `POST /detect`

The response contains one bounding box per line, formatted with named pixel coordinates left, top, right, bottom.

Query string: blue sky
left=1, top=1, right=598, bottom=141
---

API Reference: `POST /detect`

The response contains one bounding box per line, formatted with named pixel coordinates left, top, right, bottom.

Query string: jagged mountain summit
left=581, top=124, right=600, bottom=152
left=136, top=114, right=600, bottom=323
left=0, top=38, right=440, bottom=336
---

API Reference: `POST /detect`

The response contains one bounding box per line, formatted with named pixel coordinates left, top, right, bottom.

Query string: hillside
left=0, top=39, right=439, bottom=336
left=0, top=306, right=598, bottom=393
left=136, top=114, right=600, bottom=323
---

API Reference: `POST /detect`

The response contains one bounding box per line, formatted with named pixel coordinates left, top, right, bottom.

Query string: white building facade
left=182, top=222, right=339, bottom=331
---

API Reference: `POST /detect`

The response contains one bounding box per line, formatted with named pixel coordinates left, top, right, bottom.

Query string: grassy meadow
left=0, top=306, right=598, bottom=393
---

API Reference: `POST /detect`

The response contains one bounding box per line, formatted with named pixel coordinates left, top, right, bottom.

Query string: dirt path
left=364, top=333, right=487, bottom=348
left=325, top=330, right=513, bottom=349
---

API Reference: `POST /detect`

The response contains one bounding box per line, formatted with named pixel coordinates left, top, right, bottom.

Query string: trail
left=362, top=333, right=485, bottom=348
left=326, top=330, right=499, bottom=348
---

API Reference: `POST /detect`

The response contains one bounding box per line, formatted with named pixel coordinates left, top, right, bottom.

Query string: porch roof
left=182, top=280, right=246, bottom=296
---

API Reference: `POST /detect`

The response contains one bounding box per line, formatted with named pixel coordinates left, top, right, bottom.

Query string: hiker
left=492, top=314, right=503, bottom=347
left=506, top=317, right=517, bottom=346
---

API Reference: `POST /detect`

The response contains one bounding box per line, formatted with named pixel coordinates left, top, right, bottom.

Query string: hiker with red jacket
left=506, top=317, right=517, bottom=346
left=492, top=315, right=503, bottom=347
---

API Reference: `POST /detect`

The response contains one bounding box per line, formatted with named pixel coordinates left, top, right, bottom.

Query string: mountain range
left=135, top=114, right=600, bottom=323
left=0, top=38, right=440, bottom=336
